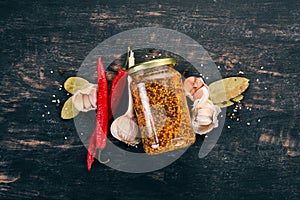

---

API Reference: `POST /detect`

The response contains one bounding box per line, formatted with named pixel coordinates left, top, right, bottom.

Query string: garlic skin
left=72, top=83, right=97, bottom=112
left=110, top=76, right=141, bottom=146
left=184, top=76, right=221, bottom=135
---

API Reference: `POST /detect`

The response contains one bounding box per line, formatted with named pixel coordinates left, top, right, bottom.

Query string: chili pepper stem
left=97, top=148, right=110, bottom=164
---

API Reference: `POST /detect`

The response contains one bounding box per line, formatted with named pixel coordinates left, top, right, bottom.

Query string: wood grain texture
left=0, top=0, right=299, bottom=199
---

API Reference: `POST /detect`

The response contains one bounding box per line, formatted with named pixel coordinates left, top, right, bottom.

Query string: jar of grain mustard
left=129, top=58, right=195, bottom=155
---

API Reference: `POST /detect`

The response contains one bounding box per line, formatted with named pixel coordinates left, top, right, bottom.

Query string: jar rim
left=128, top=58, right=176, bottom=74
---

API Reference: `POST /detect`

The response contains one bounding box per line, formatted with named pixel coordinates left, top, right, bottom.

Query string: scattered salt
left=64, top=136, right=67, bottom=140
left=50, top=70, right=54, bottom=73
left=145, top=55, right=148, bottom=58
left=57, top=99, right=60, bottom=104
left=264, top=87, right=267, bottom=90
left=247, top=122, right=251, bottom=126
left=227, top=125, right=231, bottom=129
left=47, top=111, right=50, bottom=115
left=238, top=71, right=244, bottom=74
left=44, top=105, right=47, bottom=108
left=258, top=119, right=261, bottom=123
left=201, top=64, right=204, bottom=67
left=256, top=79, right=259, bottom=82
left=52, top=95, right=56, bottom=98
left=42, top=114, right=45, bottom=117
left=260, top=66, right=264, bottom=69
left=52, top=100, right=56, bottom=103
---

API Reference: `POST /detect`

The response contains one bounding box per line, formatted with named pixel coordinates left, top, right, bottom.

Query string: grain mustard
left=129, top=58, right=195, bottom=154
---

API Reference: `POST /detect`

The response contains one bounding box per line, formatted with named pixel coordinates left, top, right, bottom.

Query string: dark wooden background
left=0, top=0, right=299, bottom=199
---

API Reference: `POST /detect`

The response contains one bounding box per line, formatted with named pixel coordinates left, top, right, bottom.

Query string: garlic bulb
left=184, top=76, right=209, bottom=103
left=110, top=76, right=141, bottom=146
left=110, top=115, right=140, bottom=146
left=72, top=83, right=97, bottom=112
left=184, top=76, right=221, bottom=135
left=192, top=100, right=221, bottom=135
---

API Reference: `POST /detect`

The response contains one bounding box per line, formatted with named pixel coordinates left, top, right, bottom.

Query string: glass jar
left=129, top=58, right=195, bottom=155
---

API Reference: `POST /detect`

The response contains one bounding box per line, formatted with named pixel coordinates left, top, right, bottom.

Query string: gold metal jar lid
left=128, top=58, right=176, bottom=74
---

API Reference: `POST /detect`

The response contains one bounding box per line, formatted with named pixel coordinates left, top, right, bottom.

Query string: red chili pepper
left=87, top=57, right=108, bottom=170
left=108, top=69, right=128, bottom=120
left=87, top=131, right=96, bottom=170
left=87, top=59, right=129, bottom=170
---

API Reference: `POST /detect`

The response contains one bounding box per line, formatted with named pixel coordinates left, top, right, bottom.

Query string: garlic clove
left=195, top=115, right=212, bottom=126
left=83, top=94, right=91, bottom=111
left=196, top=107, right=214, bottom=117
left=72, top=93, right=83, bottom=111
left=195, top=123, right=215, bottom=135
left=212, top=105, right=221, bottom=127
left=192, top=87, right=203, bottom=100
left=193, top=85, right=209, bottom=105
left=89, top=92, right=97, bottom=109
